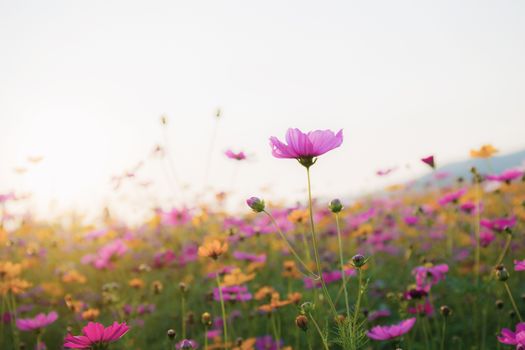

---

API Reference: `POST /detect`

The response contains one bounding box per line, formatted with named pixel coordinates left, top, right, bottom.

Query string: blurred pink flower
left=63, top=321, right=130, bottom=349
left=421, top=155, right=435, bottom=169
left=367, top=318, right=416, bottom=341
left=486, top=169, right=524, bottom=183
left=479, top=231, right=496, bottom=247
left=412, top=264, right=448, bottom=292
left=162, top=207, right=192, bottom=227
left=438, top=188, right=466, bottom=206
left=497, top=322, right=525, bottom=347
left=481, top=216, right=517, bottom=232
left=514, top=259, right=525, bottom=272
left=16, top=311, right=58, bottom=331
left=269, top=128, right=343, bottom=161
left=225, top=150, right=246, bottom=160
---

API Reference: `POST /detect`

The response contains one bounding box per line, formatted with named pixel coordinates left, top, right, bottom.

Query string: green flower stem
left=306, top=167, right=337, bottom=316
left=215, top=274, right=229, bottom=345
left=335, top=212, right=351, bottom=320
left=504, top=282, right=523, bottom=322
left=308, top=312, right=329, bottom=350
left=263, top=210, right=318, bottom=279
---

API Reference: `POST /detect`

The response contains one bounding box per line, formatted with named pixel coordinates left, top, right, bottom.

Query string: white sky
left=1, top=1, right=524, bottom=222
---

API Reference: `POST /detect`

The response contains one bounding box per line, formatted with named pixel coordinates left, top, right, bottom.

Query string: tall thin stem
left=306, top=167, right=337, bottom=315
left=263, top=210, right=317, bottom=279
left=352, top=268, right=363, bottom=333
left=504, top=282, right=523, bottom=322
left=495, top=234, right=512, bottom=267
left=215, top=275, right=229, bottom=345
left=474, top=182, right=481, bottom=285
left=440, top=318, right=447, bottom=350
left=335, top=213, right=351, bottom=320
left=308, top=312, right=329, bottom=350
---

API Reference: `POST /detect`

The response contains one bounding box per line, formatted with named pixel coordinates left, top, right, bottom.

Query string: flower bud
left=328, top=199, right=343, bottom=213
left=167, top=329, right=176, bottom=339
left=440, top=305, right=452, bottom=317
left=495, top=266, right=509, bottom=281
left=179, top=282, right=189, bottom=294
left=495, top=300, right=504, bottom=309
left=246, top=197, right=265, bottom=213
left=351, top=254, right=366, bottom=268
left=295, top=314, right=308, bottom=331
left=201, top=312, right=212, bottom=326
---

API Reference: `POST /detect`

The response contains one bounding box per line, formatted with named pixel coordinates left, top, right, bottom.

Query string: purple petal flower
left=269, top=128, right=343, bottom=159
left=367, top=318, right=416, bottom=341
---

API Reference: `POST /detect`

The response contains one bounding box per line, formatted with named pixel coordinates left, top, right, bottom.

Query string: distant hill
left=417, top=149, right=525, bottom=186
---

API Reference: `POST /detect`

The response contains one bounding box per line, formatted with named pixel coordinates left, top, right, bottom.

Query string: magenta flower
left=479, top=231, right=496, bottom=248
left=225, top=150, right=246, bottom=161
left=176, top=339, right=198, bottom=349
left=233, top=251, right=267, bottom=263
left=213, top=285, right=252, bottom=302
left=497, top=322, right=525, bottom=348
left=486, top=169, right=524, bottom=183
left=514, top=259, right=525, bottom=272
left=367, top=318, right=416, bottom=341
left=63, top=321, right=130, bottom=349
left=481, top=216, right=517, bottom=232
left=421, top=155, right=435, bottom=169
left=269, top=128, right=343, bottom=166
left=16, top=311, right=58, bottom=331
left=412, top=264, right=448, bottom=292
left=438, top=188, right=466, bottom=206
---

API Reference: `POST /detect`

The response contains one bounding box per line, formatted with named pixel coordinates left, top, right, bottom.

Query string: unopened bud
left=167, top=329, right=176, bottom=339
left=328, top=199, right=343, bottom=213
left=246, top=197, right=265, bottom=213
left=295, top=315, right=308, bottom=331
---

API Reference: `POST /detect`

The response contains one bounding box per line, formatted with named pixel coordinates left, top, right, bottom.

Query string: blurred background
left=1, top=1, right=524, bottom=223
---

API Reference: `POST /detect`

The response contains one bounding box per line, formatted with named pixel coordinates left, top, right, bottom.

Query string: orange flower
left=282, top=260, right=300, bottom=279
left=222, top=269, right=255, bottom=287
left=198, top=240, right=228, bottom=260
left=129, top=278, right=145, bottom=289
left=0, top=278, right=32, bottom=295
left=82, top=308, right=100, bottom=321
left=288, top=209, right=309, bottom=224
left=470, top=144, right=498, bottom=158
left=0, top=261, right=22, bottom=279
left=62, top=270, right=87, bottom=284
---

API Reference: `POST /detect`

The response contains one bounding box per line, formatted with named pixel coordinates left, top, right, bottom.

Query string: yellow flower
left=470, top=144, right=498, bottom=158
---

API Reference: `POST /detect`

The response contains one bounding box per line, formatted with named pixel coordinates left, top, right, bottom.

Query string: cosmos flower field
left=1, top=129, right=525, bottom=350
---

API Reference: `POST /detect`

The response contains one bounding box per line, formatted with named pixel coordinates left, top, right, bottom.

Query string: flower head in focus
left=63, top=321, right=130, bottom=349
left=269, top=128, right=343, bottom=167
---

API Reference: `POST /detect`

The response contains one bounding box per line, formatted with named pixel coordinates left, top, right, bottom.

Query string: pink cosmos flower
left=225, top=150, right=246, bottom=161
left=162, top=207, right=192, bottom=227
left=269, top=128, right=343, bottom=163
left=63, top=321, right=130, bottom=349
left=213, top=285, right=252, bottom=302
left=367, top=318, right=416, bottom=341
left=479, top=231, right=496, bottom=248
left=497, top=322, right=525, bottom=348
left=233, top=251, right=267, bottom=263
left=481, top=216, right=517, bottom=232
left=176, top=339, right=198, bottom=349
left=16, top=311, right=58, bottom=331
left=376, top=167, right=396, bottom=176
left=421, top=155, right=435, bottom=169
left=514, top=259, right=525, bottom=272
left=486, top=169, right=524, bottom=183
left=438, top=188, right=466, bottom=206
left=412, top=264, right=448, bottom=292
